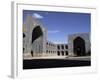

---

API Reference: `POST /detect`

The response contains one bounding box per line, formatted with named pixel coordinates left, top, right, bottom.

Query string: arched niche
left=73, top=37, right=86, bottom=56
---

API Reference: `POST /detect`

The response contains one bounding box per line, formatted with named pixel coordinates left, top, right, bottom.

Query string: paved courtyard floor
left=23, top=56, right=91, bottom=69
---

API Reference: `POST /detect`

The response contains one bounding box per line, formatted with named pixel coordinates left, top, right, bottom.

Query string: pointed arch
left=73, top=37, right=86, bottom=56
left=32, top=26, right=43, bottom=43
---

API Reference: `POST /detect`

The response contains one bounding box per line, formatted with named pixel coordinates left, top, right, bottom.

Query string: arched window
left=62, top=51, right=64, bottom=56
left=57, top=51, right=60, bottom=56
left=65, top=51, right=68, bottom=55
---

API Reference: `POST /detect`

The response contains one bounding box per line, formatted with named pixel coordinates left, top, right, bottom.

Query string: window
left=65, top=51, right=68, bottom=55
left=65, top=45, right=68, bottom=49
left=46, top=50, right=48, bottom=53
left=62, top=45, right=64, bottom=49
left=62, top=51, right=64, bottom=56
left=57, top=51, right=60, bottom=56
left=57, top=45, right=60, bottom=49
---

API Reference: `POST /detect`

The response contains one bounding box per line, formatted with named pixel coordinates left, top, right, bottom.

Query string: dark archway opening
left=73, top=37, right=86, bottom=56
left=57, top=51, right=60, bottom=56
left=23, top=48, right=25, bottom=53
left=31, top=50, right=33, bottom=57
left=23, top=33, right=26, bottom=38
left=65, top=51, right=68, bottom=55
left=65, top=45, right=68, bottom=49
left=31, top=26, right=43, bottom=43
left=62, top=51, right=64, bottom=56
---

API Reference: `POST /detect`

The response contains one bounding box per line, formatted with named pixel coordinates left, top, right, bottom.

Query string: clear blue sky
left=23, top=10, right=90, bottom=44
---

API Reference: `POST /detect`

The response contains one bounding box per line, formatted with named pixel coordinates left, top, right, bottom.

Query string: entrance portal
left=73, top=37, right=86, bottom=56
left=32, top=26, right=43, bottom=43
left=31, top=26, right=43, bottom=56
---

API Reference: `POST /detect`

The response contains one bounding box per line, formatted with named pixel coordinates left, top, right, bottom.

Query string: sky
left=23, top=10, right=91, bottom=44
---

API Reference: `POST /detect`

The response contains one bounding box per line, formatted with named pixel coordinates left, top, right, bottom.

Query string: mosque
left=23, top=15, right=91, bottom=59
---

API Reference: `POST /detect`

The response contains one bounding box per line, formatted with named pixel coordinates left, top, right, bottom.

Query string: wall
left=0, top=0, right=100, bottom=80
left=56, top=44, right=68, bottom=56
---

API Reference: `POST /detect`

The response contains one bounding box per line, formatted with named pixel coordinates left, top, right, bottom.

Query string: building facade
left=23, top=16, right=47, bottom=58
left=68, top=33, right=91, bottom=56
left=57, top=44, right=68, bottom=56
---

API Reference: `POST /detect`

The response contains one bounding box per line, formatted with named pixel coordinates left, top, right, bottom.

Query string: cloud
left=53, top=41, right=67, bottom=44
left=32, top=13, right=43, bottom=19
left=48, top=30, right=60, bottom=33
